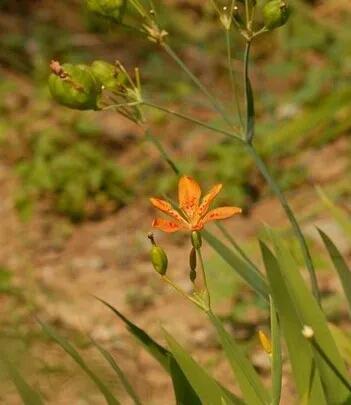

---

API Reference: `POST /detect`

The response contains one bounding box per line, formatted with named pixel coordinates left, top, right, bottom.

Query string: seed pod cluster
left=49, top=62, right=101, bottom=110
left=91, top=60, right=126, bottom=90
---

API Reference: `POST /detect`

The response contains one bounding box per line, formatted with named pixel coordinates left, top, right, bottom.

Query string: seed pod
left=49, top=63, right=101, bottom=110
left=150, top=245, right=168, bottom=275
left=263, top=0, right=290, bottom=31
left=191, top=231, right=202, bottom=249
left=86, top=0, right=124, bottom=21
left=90, top=60, right=126, bottom=90
left=189, top=247, right=197, bottom=271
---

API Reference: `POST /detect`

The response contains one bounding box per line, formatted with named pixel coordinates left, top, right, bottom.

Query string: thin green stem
left=142, top=100, right=244, bottom=142
left=197, top=247, right=211, bottom=312
left=225, top=29, right=243, bottom=129
left=246, top=144, right=321, bottom=303
left=161, top=42, right=236, bottom=130
left=243, top=40, right=254, bottom=143
left=144, top=128, right=180, bottom=175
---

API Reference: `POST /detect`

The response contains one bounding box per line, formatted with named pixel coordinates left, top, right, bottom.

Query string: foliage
left=15, top=128, right=131, bottom=221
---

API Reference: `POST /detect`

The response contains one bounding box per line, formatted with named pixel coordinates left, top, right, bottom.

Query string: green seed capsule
left=150, top=245, right=168, bottom=275
left=49, top=63, right=101, bottom=110
left=90, top=60, right=126, bottom=90
left=189, top=247, right=197, bottom=271
left=263, top=0, right=290, bottom=31
left=86, top=0, right=124, bottom=21
left=191, top=231, right=202, bottom=249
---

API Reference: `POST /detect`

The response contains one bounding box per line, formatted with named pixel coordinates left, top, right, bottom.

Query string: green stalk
left=161, top=43, right=236, bottom=130
left=144, top=129, right=180, bottom=175
left=142, top=100, right=243, bottom=142
left=225, top=29, right=243, bottom=129
left=197, top=246, right=211, bottom=312
left=246, top=144, right=321, bottom=303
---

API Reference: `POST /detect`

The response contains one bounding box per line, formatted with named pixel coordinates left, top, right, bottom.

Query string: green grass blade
left=39, top=321, right=120, bottom=405
left=0, top=354, right=44, bottom=405
left=270, top=297, right=282, bottom=405
left=164, top=330, right=236, bottom=405
left=91, top=339, right=142, bottom=405
left=260, top=241, right=327, bottom=404
left=203, top=230, right=269, bottom=300
left=97, top=297, right=202, bottom=405
left=268, top=231, right=351, bottom=404
left=209, top=313, right=269, bottom=405
left=329, top=324, right=351, bottom=366
left=98, top=298, right=244, bottom=404
left=318, top=228, right=351, bottom=316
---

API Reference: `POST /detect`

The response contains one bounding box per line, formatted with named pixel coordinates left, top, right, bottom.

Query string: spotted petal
left=197, top=183, right=222, bottom=218
left=178, top=176, right=201, bottom=218
left=202, top=206, right=242, bottom=225
left=152, top=218, right=185, bottom=233
left=150, top=197, right=187, bottom=226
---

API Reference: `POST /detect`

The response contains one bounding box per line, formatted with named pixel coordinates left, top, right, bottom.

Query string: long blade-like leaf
left=164, top=330, right=238, bottom=405
left=0, top=354, right=44, bottom=405
left=318, top=228, right=351, bottom=315
left=270, top=297, right=282, bottom=405
left=91, top=339, right=142, bottom=405
left=97, top=297, right=201, bottom=405
left=203, top=230, right=269, bottom=300
left=260, top=241, right=327, bottom=405
left=39, top=321, right=120, bottom=405
left=98, top=298, right=243, bottom=404
left=268, top=230, right=351, bottom=404
left=209, top=313, right=269, bottom=405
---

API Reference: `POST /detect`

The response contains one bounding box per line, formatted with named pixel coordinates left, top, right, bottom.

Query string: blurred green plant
left=15, top=128, right=131, bottom=221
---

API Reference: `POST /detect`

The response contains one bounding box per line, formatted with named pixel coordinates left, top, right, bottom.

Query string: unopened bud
left=148, top=233, right=168, bottom=275
left=189, top=247, right=197, bottom=271
left=86, top=0, right=124, bottom=21
left=91, top=60, right=125, bottom=90
left=191, top=231, right=202, bottom=249
left=258, top=330, right=272, bottom=355
left=49, top=63, right=101, bottom=110
left=302, top=325, right=314, bottom=339
left=263, top=0, right=290, bottom=31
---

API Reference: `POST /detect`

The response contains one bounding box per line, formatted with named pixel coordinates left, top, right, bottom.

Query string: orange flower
left=150, top=175, right=242, bottom=233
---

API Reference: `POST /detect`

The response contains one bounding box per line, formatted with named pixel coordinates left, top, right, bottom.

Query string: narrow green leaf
left=268, top=231, right=351, bottom=404
left=39, top=321, right=120, bottom=405
left=329, top=324, right=351, bottom=366
left=318, top=228, right=351, bottom=316
left=270, top=297, right=282, bottom=405
left=203, top=230, right=269, bottom=300
left=260, top=241, right=327, bottom=405
left=91, top=339, right=142, bottom=405
left=97, top=297, right=202, bottom=405
left=0, top=354, right=44, bottom=405
left=98, top=298, right=243, bottom=405
left=209, top=313, right=269, bottom=405
left=164, top=330, right=235, bottom=405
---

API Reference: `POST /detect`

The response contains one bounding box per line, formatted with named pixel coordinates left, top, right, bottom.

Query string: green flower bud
left=189, top=247, right=197, bottom=271
left=49, top=62, right=101, bottom=110
left=86, top=0, right=124, bottom=21
left=90, top=60, right=125, bottom=90
left=191, top=231, right=202, bottom=249
left=150, top=245, right=168, bottom=275
left=263, top=0, right=290, bottom=30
